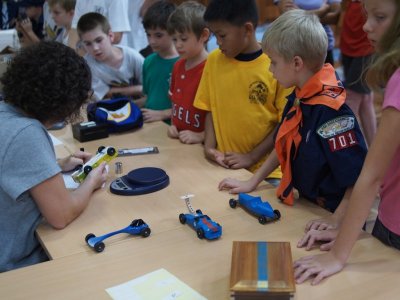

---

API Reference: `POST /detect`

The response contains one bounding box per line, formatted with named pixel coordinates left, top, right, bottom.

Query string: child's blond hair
left=262, top=9, right=328, bottom=72
left=48, top=0, right=76, bottom=12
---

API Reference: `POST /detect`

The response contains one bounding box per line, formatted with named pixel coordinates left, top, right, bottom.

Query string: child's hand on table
left=178, top=130, right=204, bottom=144
left=294, top=251, right=345, bottom=285
left=223, top=152, right=254, bottom=169
left=205, top=148, right=229, bottom=168
left=218, top=177, right=257, bottom=194
left=297, top=228, right=338, bottom=251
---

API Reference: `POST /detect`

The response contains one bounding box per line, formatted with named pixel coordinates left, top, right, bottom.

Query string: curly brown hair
left=1, top=41, right=91, bottom=124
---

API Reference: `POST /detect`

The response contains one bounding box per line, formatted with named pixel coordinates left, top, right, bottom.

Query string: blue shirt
left=277, top=92, right=367, bottom=212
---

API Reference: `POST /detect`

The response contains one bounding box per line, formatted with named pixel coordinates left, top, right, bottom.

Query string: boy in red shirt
left=166, top=1, right=209, bottom=144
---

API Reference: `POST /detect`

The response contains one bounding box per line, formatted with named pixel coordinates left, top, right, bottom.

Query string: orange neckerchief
left=275, top=64, right=346, bottom=205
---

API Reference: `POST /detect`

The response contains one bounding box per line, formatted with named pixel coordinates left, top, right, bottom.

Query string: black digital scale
left=110, top=167, right=169, bottom=196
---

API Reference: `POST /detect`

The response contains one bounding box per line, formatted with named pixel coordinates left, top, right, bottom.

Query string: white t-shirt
left=120, top=0, right=148, bottom=51
left=43, top=1, right=59, bottom=40
left=85, top=45, right=144, bottom=100
left=72, top=0, right=130, bottom=38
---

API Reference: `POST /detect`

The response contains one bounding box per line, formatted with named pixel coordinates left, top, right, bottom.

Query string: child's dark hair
left=142, top=0, right=176, bottom=30
left=167, top=1, right=206, bottom=39
left=204, top=0, right=258, bottom=28
left=1, top=41, right=91, bottom=124
left=77, top=12, right=111, bottom=36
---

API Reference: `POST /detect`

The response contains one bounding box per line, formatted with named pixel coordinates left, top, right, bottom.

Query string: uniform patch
left=327, top=130, right=358, bottom=152
left=319, top=85, right=344, bottom=99
left=317, top=116, right=355, bottom=138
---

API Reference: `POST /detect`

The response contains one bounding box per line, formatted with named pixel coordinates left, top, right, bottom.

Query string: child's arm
left=319, top=2, right=341, bottom=25
left=30, top=163, right=108, bottom=229
left=223, top=125, right=277, bottom=169
left=141, top=108, right=171, bottom=123
left=219, top=149, right=280, bottom=193
left=16, top=18, right=40, bottom=46
left=106, top=85, right=143, bottom=98
left=167, top=125, right=179, bottom=139
left=203, top=112, right=229, bottom=168
left=294, top=108, right=400, bottom=285
left=134, top=95, right=147, bottom=108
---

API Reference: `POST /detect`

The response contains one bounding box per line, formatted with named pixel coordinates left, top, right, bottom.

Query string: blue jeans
left=372, top=217, right=400, bottom=250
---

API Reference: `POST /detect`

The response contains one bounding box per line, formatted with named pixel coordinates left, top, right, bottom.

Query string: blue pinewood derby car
left=85, top=219, right=151, bottom=252
left=179, top=209, right=222, bottom=240
left=229, top=193, right=281, bottom=224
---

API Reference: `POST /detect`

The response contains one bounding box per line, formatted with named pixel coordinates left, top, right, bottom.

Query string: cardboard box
left=230, top=241, right=295, bottom=300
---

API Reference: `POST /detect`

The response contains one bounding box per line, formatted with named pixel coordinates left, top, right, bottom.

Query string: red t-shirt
left=340, top=1, right=374, bottom=57
left=169, top=59, right=207, bottom=132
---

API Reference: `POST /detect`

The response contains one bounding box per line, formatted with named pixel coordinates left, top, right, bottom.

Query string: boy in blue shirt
left=138, top=1, right=178, bottom=123
left=219, top=10, right=367, bottom=221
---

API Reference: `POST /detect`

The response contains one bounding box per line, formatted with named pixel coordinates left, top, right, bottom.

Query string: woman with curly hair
left=0, top=41, right=108, bottom=272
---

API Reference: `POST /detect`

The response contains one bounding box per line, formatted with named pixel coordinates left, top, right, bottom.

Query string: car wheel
left=94, top=241, right=105, bottom=253
left=197, top=228, right=204, bottom=239
left=229, top=199, right=237, bottom=208
left=274, top=209, right=281, bottom=220
left=141, top=227, right=151, bottom=237
left=85, top=233, right=95, bottom=243
left=97, top=146, right=105, bottom=153
left=83, top=165, right=92, bottom=174
left=107, top=147, right=116, bottom=156
left=258, top=216, right=267, bottom=224
left=179, top=214, right=186, bottom=224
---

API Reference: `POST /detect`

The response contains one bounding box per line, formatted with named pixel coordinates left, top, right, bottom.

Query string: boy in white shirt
left=69, top=0, right=130, bottom=50
left=48, top=0, right=75, bottom=46
left=77, top=12, right=144, bottom=100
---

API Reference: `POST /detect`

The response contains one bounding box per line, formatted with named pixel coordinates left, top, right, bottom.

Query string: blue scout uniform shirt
left=277, top=92, right=367, bottom=212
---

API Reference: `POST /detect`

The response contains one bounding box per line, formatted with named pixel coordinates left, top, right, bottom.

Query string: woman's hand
left=58, top=150, right=92, bottom=172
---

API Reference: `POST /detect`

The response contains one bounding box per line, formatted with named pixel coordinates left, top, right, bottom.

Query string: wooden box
left=230, top=241, right=295, bottom=300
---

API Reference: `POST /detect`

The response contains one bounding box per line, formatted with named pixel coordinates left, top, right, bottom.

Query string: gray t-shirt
left=85, top=45, right=144, bottom=100
left=0, top=102, right=61, bottom=272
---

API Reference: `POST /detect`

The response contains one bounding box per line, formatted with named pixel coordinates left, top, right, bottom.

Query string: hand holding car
left=58, top=150, right=93, bottom=172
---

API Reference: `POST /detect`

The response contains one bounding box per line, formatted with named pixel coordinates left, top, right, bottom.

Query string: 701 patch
left=327, top=130, right=358, bottom=152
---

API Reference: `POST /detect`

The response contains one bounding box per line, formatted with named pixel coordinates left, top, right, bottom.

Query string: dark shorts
left=372, top=217, right=400, bottom=250
left=342, top=54, right=372, bottom=94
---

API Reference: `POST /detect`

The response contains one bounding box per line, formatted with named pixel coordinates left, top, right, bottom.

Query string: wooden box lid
left=230, top=241, right=295, bottom=298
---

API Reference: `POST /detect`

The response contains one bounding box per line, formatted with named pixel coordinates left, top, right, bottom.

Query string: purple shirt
left=379, top=68, right=400, bottom=235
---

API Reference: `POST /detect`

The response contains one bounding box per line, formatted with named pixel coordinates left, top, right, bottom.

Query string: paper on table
left=62, top=172, right=79, bottom=190
left=49, top=133, right=63, bottom=146
left=106, top=268, right=207, bottom=300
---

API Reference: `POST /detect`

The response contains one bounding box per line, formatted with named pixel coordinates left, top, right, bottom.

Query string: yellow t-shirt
left=194, top=49, right=292, bottom=177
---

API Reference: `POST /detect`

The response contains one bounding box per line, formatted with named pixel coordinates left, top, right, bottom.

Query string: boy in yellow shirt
left=193, top=0, right=291, bottom=183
